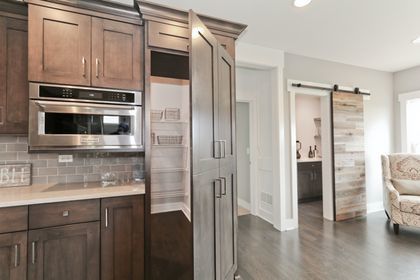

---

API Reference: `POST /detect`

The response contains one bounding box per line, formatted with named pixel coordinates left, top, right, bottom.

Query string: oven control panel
left=37, top=85, right=138, bottom=104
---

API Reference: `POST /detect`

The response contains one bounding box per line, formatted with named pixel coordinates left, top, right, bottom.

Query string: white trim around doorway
left=237, top=99, right=258, bottom=216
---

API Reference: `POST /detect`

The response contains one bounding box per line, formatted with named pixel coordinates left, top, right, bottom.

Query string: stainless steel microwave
left=28, top=83, right=143, bottom=152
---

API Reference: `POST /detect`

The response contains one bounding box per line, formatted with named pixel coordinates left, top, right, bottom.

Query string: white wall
left=295, top=95, right=321, bottom=159
left=393, top=65, right=420, bottom=151
left=284, top=53, right=394, bottom=215
left=236, top=67, right=274, bottom=222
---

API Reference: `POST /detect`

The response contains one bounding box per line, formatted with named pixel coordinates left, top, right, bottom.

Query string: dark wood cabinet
left=101, top=195, right=144, bottom=280
left=28, top=222, right=100, bottom=280
left=28, top=4, right=143, bottom=90
left=0, top=15, right=28, bottom=135
left=92, top=18, right=143, bottom=90
left=0, top=231, right=27, bottom=280
left=298, top=161, right=323, bottom=202
left=28, top=5, right=91, bottom=86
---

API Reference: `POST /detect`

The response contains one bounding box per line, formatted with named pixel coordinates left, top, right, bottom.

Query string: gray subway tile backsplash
left=0, top=136, right=145, bottom=187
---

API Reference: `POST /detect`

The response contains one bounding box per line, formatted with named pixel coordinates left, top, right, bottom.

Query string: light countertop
left=297, top=158, right=322, bottom=163
left=0, top=181, right=145, bottom=208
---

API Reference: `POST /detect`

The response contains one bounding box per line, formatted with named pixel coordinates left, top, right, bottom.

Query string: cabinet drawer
left=0, top=206, right=28, bottom=234
left=29, top=199, right=100, bottom=229
left=148, top=21, right=189, bottom=52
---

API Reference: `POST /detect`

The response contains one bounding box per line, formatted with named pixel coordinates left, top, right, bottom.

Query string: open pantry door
left=190, top=10, right=221, bottom=280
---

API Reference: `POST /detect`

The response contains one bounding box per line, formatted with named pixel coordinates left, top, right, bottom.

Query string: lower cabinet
left=101, top=195, right=144, bottom=280
left=298, top=161, right=323, bottom=202
left=0, top=231, right=27, bottom=280
left=27, top=222, right=100, bottom=280
left=0, top=194, right=144, bottom=280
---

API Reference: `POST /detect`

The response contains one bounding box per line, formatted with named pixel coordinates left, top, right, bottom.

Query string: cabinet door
left=190, top=11, right=220, bottom=175
left=0, top=16, right=28, bottom=134
left=219, top=168, right=237, bottom=280
left=190, top=10, right=222, bottom=280
left=217, top=45, right=237, bottom=280
left=0, top=231, right=27, bottom=280
left=297, top=165, right=313, bottom=201
left=92, top=18, right=142, bottom=90
left=192, top=169, right=221, bottom=280
left=28, top=5, right=91, bottom=86
left=218, top=45, right=236, bottom=171
left=28, top=223, right=100, bottom=280
left=101, top=195, right=144, bottom=280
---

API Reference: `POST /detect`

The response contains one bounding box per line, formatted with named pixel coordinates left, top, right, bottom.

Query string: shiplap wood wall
left=332, top=91, right=367, bottom=221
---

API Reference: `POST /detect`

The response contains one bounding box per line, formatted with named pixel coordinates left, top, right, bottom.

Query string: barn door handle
left=215, top=178, right=223, bottom=198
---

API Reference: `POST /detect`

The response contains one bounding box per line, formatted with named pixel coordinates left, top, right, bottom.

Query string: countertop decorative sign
left=0, top=164, right=31, bottom=187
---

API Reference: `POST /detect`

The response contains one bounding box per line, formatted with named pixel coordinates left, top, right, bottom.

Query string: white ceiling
left=138, top=0, right=420, bottom=72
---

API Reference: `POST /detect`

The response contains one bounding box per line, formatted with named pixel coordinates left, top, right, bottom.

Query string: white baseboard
left=151, top=202, right=182, bottom=214
left=181, top=203, right=191, bottom=221
left=367, top=201, right=384, bottom=214
left=238, top=198, right=251, bottom=210
left=258, top=208, right=273, bottom=224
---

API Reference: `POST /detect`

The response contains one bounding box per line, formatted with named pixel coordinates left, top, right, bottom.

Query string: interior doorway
left=294, top=94, right=324, bottom=220
left=288, top=80, right=335, bottom=224
left=237, top=101, right=251, bottom=216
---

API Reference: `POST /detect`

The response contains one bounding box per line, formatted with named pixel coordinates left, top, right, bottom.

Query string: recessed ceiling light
left=294, top=0, right=312, bottom=7
left=412, top=37, right=420, bottom=44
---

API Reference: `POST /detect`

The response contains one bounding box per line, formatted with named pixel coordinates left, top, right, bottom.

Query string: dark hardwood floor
left=237, top=201, right=420, bottom=280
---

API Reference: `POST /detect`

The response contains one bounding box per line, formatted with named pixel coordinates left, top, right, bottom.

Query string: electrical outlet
left=58, top=155, right=73, bottom=163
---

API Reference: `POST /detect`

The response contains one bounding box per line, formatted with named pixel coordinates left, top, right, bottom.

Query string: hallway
left=237, top=202, right=420, bottom=280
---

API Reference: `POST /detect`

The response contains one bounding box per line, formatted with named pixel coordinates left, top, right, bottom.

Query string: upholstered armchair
left=382, top=154, right=420, bottom=234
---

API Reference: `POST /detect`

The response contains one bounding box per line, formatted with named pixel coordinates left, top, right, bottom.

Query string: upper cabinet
left=92, top=18, right=143, bottom=90
left=28, top=3, right=143, bottom=90
left=0, top=5, right=29, bottom=135
left=28, top=5, right=91, bottom=86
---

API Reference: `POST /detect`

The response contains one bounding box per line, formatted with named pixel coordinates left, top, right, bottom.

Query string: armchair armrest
left=384, top=179, right=400, bottom=209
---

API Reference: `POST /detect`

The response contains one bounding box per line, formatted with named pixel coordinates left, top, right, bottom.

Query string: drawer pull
left=62, top=210, right=69, bottom=217
left=105, top=208, right=109, bottom=228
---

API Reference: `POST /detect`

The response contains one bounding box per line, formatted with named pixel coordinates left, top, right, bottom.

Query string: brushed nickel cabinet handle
left=82, top=57, right=86, bottom=77
left=220, top=177, right=227, bottom=196
left=31, top=242, right=36, bottom=264
left=221, top=140, right=227, bottom=158
left=13, top=244, right=19, bottom=267
left=215, top=179, right=222, bottom=198
left=95, top=58, right=99, bottom=78
left=214, top=141, right=223, bottom=159
left=105, top=208, right=109, bottom=228
left=0, top=106, right=4, bottom=125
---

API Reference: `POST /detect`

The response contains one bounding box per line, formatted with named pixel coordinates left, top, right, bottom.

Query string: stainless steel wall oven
left=29, top=83, right=143, bottom=151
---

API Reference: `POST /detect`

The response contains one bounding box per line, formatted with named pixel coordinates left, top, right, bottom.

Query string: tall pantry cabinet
left=138, top=2, right=246, bottom=279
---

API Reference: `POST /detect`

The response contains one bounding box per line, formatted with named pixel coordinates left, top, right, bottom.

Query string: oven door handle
left=34, top=101, right=136, bottom=112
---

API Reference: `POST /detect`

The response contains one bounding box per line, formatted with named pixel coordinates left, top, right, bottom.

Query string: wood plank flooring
left=237, top=201, right=420, bottom=280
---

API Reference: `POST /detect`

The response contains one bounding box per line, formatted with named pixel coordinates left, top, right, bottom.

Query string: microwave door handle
left=34, top=101, right=136, bottom=111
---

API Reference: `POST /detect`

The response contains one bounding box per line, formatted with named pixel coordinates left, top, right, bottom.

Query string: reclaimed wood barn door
left=331, top=91, right=366, bottom=221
